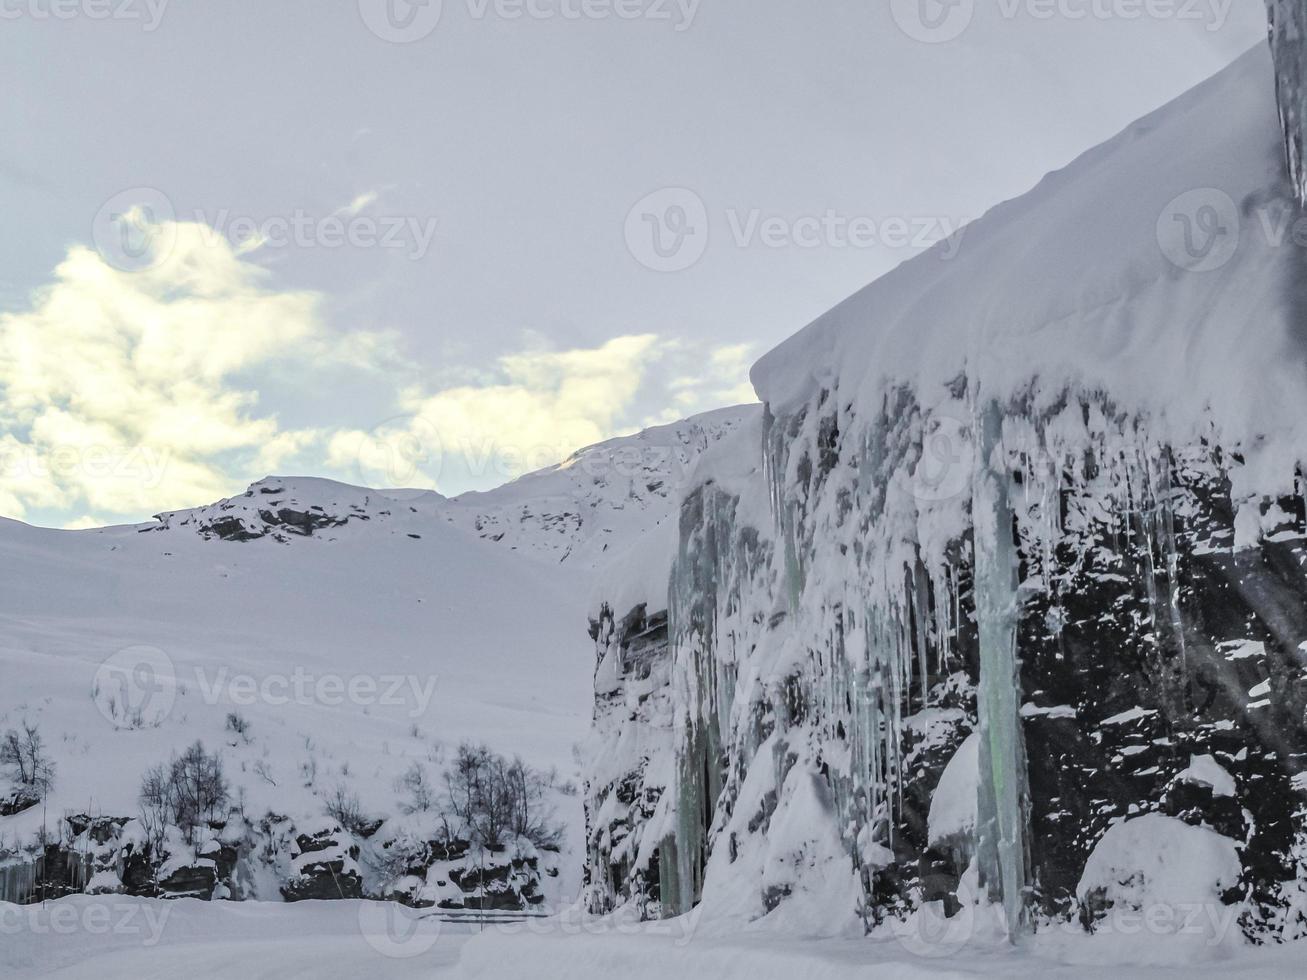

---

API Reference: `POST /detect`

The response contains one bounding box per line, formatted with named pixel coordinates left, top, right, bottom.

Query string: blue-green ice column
left=1269, top=0, right=1307, bottom=204
left=971, top=401, right=1030, bottom=938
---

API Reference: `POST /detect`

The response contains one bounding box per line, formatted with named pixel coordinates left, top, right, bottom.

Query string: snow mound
left=928, top=733, right=980, bottom=849
left=1076, top=814, right=1242, bottom=935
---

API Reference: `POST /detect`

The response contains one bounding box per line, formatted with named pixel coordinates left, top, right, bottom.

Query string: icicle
left=971, top=399, right=1031, bottom=939
left=1268, top=0, right=1307, bottom=204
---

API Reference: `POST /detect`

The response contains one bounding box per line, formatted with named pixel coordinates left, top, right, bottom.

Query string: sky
left=0, top=0, right=1269, bottom=528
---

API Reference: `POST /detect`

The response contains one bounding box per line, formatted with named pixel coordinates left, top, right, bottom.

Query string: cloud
left=326, top=334, right=664, bottom=491
left=0, top=219, right=328, bottom=522
left=334, top=190, right=382, bottom=218
left=1, top=213, right=758, bottom=525
left=323, top=333, right=758, bottom=494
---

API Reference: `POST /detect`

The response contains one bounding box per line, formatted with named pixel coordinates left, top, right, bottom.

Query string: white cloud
left=1, top=214, right=758, bottom=525
left=326, top=334, right=664, bottom=491
left=0, top=220, right=328, bottom=521
left=334, top=190, right=381, bottom=218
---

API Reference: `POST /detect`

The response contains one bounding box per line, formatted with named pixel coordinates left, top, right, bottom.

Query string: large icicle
left=1268, top=0, right=1307, bottom=203
left=971, top=401, right=1030, bottom=938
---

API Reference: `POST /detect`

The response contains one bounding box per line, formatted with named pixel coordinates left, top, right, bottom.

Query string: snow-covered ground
left=2, top=896, right=1303, bottom=980
left=0, top=408, right=750, bottom=904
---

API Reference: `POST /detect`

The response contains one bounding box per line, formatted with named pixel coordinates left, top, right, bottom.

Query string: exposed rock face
left=281, top=824, right=363, bottom=902
left=1268, top=0, right=1307, bottom=204
left=150, top=480, right=376, bottom=543
left=584, top=603, right=675, bottom=917
left=372, top=831, right=557, bottom=911
left=585, top=397, right=1307, bottom=941
left=0, top=786, right=40, bottom=817
left=583, top=44, right=1307, bottom=942
left=1, top=810, right=557, bottom=912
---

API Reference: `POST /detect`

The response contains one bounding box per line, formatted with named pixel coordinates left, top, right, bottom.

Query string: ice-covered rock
left=585, top=44, right=1307, bottom=943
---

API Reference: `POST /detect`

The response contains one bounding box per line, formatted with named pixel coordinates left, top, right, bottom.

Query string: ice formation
left=1269, top=0, right=1307, bottom=203
left=585, top=44, right=1307, bottom=943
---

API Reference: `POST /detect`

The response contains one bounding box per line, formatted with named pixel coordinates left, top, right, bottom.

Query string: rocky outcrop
left=149, top=480, right=377, bottom=543
left=371, top=827, right=557, bottom=911
left=281, top=822, right=363, bottom=902
left=585, top=396, right=1307, bottom=941
left=584, top=602, right=675, bottom=916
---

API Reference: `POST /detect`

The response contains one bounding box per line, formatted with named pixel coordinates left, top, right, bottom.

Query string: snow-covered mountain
left=147, top=405, right=751, bottom=568
left=0, top=407, right=751, bottom=907
left=583, top=41, right=1307, bottom=949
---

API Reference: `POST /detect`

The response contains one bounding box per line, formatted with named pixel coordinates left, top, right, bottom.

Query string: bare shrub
left=224, top=712, right=251, bottom=742
left=442, top=741, right=562, bottom=849
left=0, top=722, right=56, bottom=796
left=138, top=741, right=230, bottom=846
left=395, top=761, right=435, bottom=814
left=324, top=783, right=369, bottom=836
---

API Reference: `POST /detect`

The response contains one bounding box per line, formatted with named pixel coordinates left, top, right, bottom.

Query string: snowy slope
left=441, top=406, right=753, bottom=567
left=0, top=408, right=751, bottom=905
left=0, top=486, right=589, bottom=829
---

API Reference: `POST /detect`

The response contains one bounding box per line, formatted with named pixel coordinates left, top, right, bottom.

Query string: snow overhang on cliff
left=751, top=45, right=1307, bottom=487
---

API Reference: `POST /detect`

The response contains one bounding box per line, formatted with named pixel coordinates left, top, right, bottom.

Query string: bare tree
left=441, top=741, right=561, bottom=849
left=396, top=761, right=436, bottom=814
left=138, top=741, right=229, bottom=846
left=324, top=783, right=368, bottom=836
left=0, top=723, right=55, bottom=796
left=138, top=763, right=172, bottom=854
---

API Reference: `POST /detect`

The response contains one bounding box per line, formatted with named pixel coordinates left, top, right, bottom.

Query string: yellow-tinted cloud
left=326, top=334, right=664, bottom=490
left=0, top=221, right=325, bottom=520
left=1, top=214, right=758, bottom=525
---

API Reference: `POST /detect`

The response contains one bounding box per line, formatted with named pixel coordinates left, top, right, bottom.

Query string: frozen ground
left=2, top=896, right=1303, bottom=980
